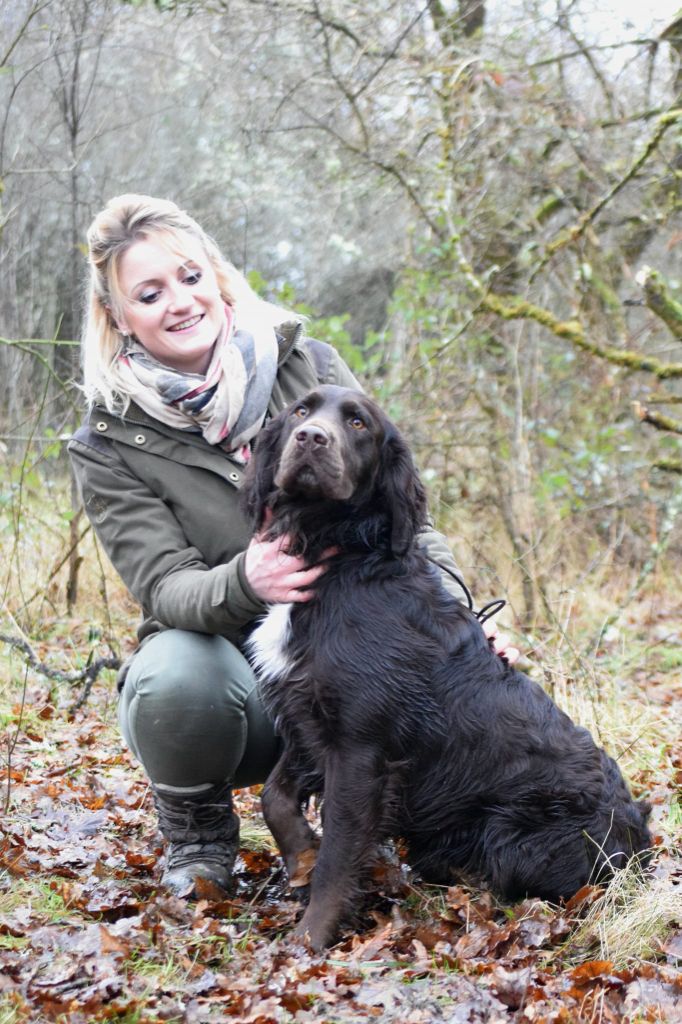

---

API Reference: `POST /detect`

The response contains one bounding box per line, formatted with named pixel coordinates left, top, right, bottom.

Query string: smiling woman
left=67, top=193, right=480, bottom=906
left=114, top=236, right=225, bottom=374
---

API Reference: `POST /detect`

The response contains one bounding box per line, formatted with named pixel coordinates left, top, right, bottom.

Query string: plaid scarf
left=117, top=305, right=278, bottom=462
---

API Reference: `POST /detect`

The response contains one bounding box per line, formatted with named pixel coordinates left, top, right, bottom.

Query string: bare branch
left=0, top=632, right=120, bottom=708
left=527, top=38, right=657, bottom=70
left=557, top=14, right=617, bottom=118
left=0, top=1, right=51, bottom=69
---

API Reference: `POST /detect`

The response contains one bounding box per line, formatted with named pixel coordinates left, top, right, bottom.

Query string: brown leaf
left=413, top=921, right=458, bottom=949
left=564, top=885, right=604, bottom=912
left=549, top=913, right=572, bottom=941
left=82, top=881, right=141, bottom=915
left=518, top=920, right=552, bottom=948
left=289, top=847, right=317, bottom=888
left=623, top=974, right=682, bottom=1019
left=0, top=844, right=30, bottom=876
left=192, top=876, right=232, bottom=902
left=124, top=849, right=157, bottom=870
left=488, top=965, right=534, bottom=1009
left=98, top=924, right=130, bottom=956
left=350, top=921, right=394, bottom=959
left=454, top=923, right=498, bottom=960
left=568, top=960, right=615, bottom=984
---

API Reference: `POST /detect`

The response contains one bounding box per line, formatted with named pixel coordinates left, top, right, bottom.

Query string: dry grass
left=567, top=863, right=681, bottom=967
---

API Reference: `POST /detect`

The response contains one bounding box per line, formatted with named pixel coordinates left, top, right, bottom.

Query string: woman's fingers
left=481, top=618, right=521, bottom=665
left=244, top=533, right=333, bottom=603
left=272, top=563, right=329, bottom=602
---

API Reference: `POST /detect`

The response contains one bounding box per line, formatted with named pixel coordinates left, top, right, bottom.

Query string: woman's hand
left=482, top=618, right=520, bottom=665
left=244, top=529, right=335, bottom=604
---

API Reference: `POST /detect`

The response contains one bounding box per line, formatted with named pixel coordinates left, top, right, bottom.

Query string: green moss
left=480, top=293, right=682, bottom=378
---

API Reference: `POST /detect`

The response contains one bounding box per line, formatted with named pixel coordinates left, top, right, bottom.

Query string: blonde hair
left=81, top=194, right=298, bottom=411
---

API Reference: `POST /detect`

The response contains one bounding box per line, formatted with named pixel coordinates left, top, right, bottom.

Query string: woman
left=69, top=194, right=517, bottom=898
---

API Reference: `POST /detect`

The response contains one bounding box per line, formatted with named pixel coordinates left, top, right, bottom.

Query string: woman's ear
left=113, top=316, right=130, bottom=336
left=105, top=302, right=129, bottom=336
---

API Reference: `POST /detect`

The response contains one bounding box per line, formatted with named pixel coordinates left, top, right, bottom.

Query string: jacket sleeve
left=417, top=523, right=469, bottom=603
left=68, top=434, right=265, bottom=639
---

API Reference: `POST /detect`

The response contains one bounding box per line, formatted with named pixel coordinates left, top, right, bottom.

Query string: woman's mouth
left=168, top=314, right=203, bottom=332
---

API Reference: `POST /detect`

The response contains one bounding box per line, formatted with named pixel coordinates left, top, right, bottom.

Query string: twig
left=527, top=38, right=657, bottom=69
left=0, top=1, right=51, bottom=69
left=646, top=391, right=682, bottom=405
left=0, top=336, right=78, bottom=346
left=633, top=402, right=682, bottom=435
left=653, top=458, right=682, bottom=473
left=636, top=267, right=682, bottom=342
left=530, top=108, right=682, bottom=283
left=0, top=631, right=120, bottom=707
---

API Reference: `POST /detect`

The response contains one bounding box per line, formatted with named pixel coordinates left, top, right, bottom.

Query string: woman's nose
left=167, top=280, right=194, bottom=311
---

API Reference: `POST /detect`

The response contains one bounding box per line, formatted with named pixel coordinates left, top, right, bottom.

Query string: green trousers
left=118, top=630, right=281, bottom=789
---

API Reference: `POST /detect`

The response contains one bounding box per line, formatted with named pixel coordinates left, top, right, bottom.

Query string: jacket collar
left=276, top=320, right=303, bottom=364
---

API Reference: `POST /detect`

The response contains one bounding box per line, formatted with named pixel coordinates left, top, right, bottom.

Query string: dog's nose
left=295, top=423, right=330, bottom=448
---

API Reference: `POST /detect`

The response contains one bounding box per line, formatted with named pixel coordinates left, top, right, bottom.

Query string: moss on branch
left=633, top=401, right=682, bottom=434
left=531, top=108, right=682, bottom=279
left=533, top=194, right=566, bottom=224
left=636, top=267, right=682, bottom=342
left=479, top=293, right=682, bottom=378
left=653, top=458, right=682, bottom=473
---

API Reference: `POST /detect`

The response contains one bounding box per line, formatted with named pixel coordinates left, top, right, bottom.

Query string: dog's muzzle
left=275, top=420, right=351, bottom=498
left=294, top=422, right=331, bottom=451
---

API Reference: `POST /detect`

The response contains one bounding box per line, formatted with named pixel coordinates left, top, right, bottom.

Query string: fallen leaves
left=1, top=681, right=680, bottom=1022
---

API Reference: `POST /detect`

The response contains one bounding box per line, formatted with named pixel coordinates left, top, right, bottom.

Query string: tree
left=2, top=0, right=680, bottom=620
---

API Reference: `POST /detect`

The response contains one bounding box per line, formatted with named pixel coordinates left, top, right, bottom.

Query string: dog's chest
left=247, top=602, right=295, bottom=682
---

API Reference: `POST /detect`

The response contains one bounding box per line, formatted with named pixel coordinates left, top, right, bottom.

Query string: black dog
left=243, top=385, right=651, bottom=950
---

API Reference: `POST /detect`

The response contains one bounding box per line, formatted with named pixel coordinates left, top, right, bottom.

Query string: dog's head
left=242, top=385, right=428, bottom=555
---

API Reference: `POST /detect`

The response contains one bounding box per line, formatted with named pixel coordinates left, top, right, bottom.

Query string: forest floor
left=1, top=582, right=681, bottom=1023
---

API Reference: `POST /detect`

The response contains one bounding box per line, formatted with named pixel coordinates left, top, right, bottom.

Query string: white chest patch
left=247, top=602, right=295, bottom=682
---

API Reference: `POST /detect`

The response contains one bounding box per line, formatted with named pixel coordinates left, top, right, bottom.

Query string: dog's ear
left=378, top=425, right=428, bottom=556
left=240, top=415, right=285, bottom=530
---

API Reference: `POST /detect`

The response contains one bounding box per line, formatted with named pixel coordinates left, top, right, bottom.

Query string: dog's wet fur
left=242, top=385, right=651, bottom=950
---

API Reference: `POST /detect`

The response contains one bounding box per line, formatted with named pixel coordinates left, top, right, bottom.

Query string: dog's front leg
left=262, top=757, right=320, bottom=889
left=295, top=746, right=384, bottom=951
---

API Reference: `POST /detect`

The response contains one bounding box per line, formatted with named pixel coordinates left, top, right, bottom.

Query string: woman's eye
left=294, top=405, right=308, bottom=418
left=184, top=270, right=202, bottom=285
left=349, top=416, right=366, bottom=430
left=139, top=290, right=160, bottom=304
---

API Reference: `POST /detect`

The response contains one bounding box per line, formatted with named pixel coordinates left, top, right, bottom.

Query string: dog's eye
left=349, top=415, right=366, bottom=430
left=293, top=405, right=308, bottom=418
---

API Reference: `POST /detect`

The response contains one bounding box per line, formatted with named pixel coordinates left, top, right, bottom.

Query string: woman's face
left=114, top=233, right=225, bottom=374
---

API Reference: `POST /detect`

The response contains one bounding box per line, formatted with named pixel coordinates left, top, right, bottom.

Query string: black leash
left=426, top=558, right=507, bottom=624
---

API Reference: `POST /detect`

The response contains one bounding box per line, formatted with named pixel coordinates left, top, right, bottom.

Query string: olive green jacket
left=68, top=323, right=466, bottom=647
